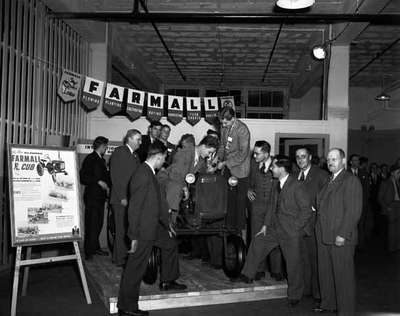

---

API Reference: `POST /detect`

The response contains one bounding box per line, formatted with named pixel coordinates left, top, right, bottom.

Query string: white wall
left=89, top=112, right=349, bottom=156
left=289, top=87, right=321, bottom=120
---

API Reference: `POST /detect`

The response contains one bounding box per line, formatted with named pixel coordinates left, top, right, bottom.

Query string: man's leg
left=112, top=204, right=128, bottom=265
left=118, top=240, right=153, bottom=312
left=268, top=246, right=284, bottom=278
left=241, top=232, right=278, bottom=279
left=84, top=203, right=95, bottom=257
left=317, top=240, right=337, bottom=310
left=94, top=199, right=106, bottom=251
left=155, top=231, right=180, bottom=282
left=279, top=235, right=304, bottom=301
left=332, top=245, right=356, bottom=316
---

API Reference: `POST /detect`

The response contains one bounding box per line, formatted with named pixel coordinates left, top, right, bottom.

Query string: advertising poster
left=9, top=145, right=83, bottom=246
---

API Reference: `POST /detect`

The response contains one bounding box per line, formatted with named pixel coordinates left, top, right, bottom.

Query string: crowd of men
left=79, top=106, right=400, bottom=316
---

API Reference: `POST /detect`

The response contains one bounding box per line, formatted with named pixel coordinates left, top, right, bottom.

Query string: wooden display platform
left=85, top=255, right=287, bottom=314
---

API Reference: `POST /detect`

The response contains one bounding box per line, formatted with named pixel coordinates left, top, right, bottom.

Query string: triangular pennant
left=126, top=88, right=145, bottom=121
left=204, top=97, right=219, bottom=125
left=167, top=95, right=183, bottom=125
left=81, top=76, right=104, bottom=111
left=58, top=69, right=82, bottom=102
left=103, top=83, right=125, bottom=116
left=147, top=92, right=164, bottom=122
left=186, top=97, right=201, bottom=126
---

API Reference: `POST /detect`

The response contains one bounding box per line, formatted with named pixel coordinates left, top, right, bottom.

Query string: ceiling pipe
left=49, top=12, right=400, bottom=25
left=262, top=22, right=284, bottom=82
left=137, top=0, right=186, bottom=81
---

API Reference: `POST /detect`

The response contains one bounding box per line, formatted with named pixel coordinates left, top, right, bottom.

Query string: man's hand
left=127, top=240, right=138, bottom=254
left=255, top=225, right=267, bottom=237
left=217, top=161, right=226, bottom=170
left=121, top=199, right=128, bottom=207
left=247, top=189, right=256, bottom=201
left=335, top=235, right=345, bottom=247
left=98, top=180, right=108, bottom=191
left=168, top=222, right=177, bottom=238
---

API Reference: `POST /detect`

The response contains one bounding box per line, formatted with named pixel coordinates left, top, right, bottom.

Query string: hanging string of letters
left=57, top=69, right=235, bottom=126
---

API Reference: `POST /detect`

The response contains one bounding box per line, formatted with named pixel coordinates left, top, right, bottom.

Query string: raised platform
left=85, top=255, right=288, bottom=314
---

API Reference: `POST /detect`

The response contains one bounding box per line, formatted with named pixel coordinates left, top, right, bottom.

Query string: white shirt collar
left=95, top=151, right=102, bottom=158
left=259, top=157, right=272, bottom=171
left=298, top=165, right=311, bottom=180
left=333, top=168, right=345, bottom=180
left=194, top=147, right=200, bottom=166
left=126, top=144, right=134, bottom=154
left=279, top=174, right=289, bottom=189
left=145, top=161, right=156, bottom=175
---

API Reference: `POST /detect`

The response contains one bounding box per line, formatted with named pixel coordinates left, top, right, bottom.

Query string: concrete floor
left=1, top=236, right=399, bottom=316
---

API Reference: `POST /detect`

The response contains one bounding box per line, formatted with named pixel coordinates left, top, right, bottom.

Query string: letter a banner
left=204, top=97, right=219, bottom=124
left=103, top=83, right=125, bottom=116
left=126, top=89, right=145, bottom=121
left=167, top=95, right=183, bottom=125
left=147, top=92, right=164, bottom=122
left=57, top=69, right=82, bottom=103
left=81, top=77, right=104, bottom=110
left=186, top=97, right=201, bottom=126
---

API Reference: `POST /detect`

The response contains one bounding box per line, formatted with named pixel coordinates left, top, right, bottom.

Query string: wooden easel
left=11, top=241, right=91, bottom=316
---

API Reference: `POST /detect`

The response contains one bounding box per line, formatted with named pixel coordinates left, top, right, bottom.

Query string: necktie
left=259, top=164, right=265, bottom=173
left=299, top=171, right=305, bottom=182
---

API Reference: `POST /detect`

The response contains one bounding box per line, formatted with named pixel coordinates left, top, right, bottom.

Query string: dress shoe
left=255, top=271, right=265, bottom=281
left=159, top=281, right=187, bottom=291
left=230, top=274, right=253, bottom=284
left=95, top=249, right=109, bottom=256
left=288, top=299, right=300, bottom=307
left=118, top=309, right=149, bottom=316
left=313, top=306, right=337, bottom=313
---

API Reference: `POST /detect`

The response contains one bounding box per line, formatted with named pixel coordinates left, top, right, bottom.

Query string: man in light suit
left=314, top=148, right=363, bottom=315
left=216, top=106, right=251, bottom=234
left=117, top=143, right=186, bottom=316
left=295, top=147, right=329, bottom=304
left=109, top=129, right=141, bottom=266
left=234, top=155, right=312, bottom=307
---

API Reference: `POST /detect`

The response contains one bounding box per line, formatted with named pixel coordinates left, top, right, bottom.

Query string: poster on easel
left=8, top=145, right=83, bottom=247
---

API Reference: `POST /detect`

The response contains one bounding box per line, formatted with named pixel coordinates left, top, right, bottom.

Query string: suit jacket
left=127, top=163, right=168, bottom=241
left=294, top=165, right=329, bottom=234
left=79, top=151, right=110, bottom=201
left=217, top=119, right=251, bottom=179
left=316, top=170, right=363, bottom=245
left=267, top=175, right=312, bottom=238
left=109, top=145, right=140, bottom=204
left=158, top=146, right=206, bottom=210
left=137, top=135, right=164, bottom=163
left=378, top=178, right=398, bottom=212
left=248, top=159, right=275, bottom=232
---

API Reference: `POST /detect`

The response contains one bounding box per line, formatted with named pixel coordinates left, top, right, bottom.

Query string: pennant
left=126, top=89, right=145, bottom=121
left=103, top=83, right=125, bottom=116
left=58, top=69, right=82, bottom=102
left=167, top=95, right=183, bottom=125
left=220, top=96, right=236, bottom=110
left=186, top=97, right=201, bottom=126
left=204, top=97, right=219, bottom=125
left=147, top=92, right=164, bottom=122
left=81, top=76, right=104, bottom=110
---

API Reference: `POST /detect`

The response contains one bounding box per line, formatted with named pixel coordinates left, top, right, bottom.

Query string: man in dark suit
left=117, top=143, right=186, bottom=316
left=314, top=148, right=362, bottom=315
left=137, top=121, right=163, bottom=162
left=349, top=153, right=371, bottom=248
left=295, top=147, right=329, bottom=303
left=234, top=155, right=312, bottom=307
left=109, top=129, right=142, bottom=266
left=80, top=136, right=111, bottom=260
left=159, top=124, right=176, bottom=167
left=247, top=141, right=283, bottom=281
left=216, top=107, right=251, bottom=235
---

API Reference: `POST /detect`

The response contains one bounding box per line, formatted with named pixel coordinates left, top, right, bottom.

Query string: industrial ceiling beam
left=49, top=12, right=400, bottom=25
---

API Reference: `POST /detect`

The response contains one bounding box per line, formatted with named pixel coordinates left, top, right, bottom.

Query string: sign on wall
left=8, top=145, right=83, bottom=246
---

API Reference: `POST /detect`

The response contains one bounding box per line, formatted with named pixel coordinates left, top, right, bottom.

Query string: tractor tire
left=222, top=234, right=246, bottom=279
left=37, top=163, right=44, bottom=176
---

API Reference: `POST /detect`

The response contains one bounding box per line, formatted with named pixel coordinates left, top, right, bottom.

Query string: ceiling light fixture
left=375, top=58, right=391, bottom=102
left=276, top=0, right=315, bottom=10
left=312, top=44, right=327, bottom=60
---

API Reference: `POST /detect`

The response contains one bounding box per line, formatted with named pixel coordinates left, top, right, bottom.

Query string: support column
left=326, top=45, right=350, bottom=154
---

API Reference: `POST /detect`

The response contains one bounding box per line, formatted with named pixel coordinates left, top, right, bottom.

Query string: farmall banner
left=147, top=92, right=164, bottom=122
left=186, top=97, right=201, bottom=126
left=103, top=83, right=125, bottom=116
left=167, top=95, right=183, bottom=125
left=81, top=77, right=104, bottom=111
left=126, top=89, right=145, bottom=121
left=204, top=97, right=219, bottom=124
left=57, top=70, right=82, bottom=103
left=8, top=145, right=83, bottom=246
